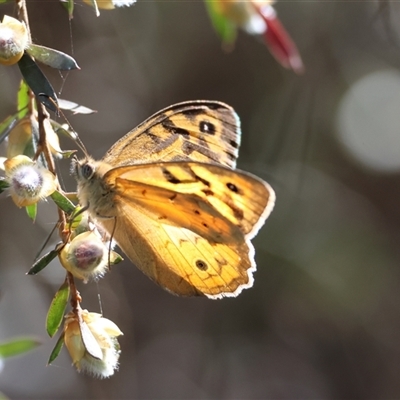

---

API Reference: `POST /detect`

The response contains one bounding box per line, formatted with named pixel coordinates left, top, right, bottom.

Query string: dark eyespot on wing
left=161, top=167, right=181, bottom=184
left=199, top=120, right=216, bottom=135
left=195, top=259, right=208, bottom=271
left=226, top=182, right=239, bottom=193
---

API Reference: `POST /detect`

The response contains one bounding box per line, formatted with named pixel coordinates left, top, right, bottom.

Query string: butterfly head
left=71, top=156, right=96, bottom=182
left=71, top=156, right=114, bottom=213
left=71, top=157, right=96, bottom=183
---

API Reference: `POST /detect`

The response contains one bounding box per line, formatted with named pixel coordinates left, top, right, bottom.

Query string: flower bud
left=59, top=231, right=109, bottom=282
left=4, top=155, right=56, bottom=207
left=64, top=310, right=123, bottom=378
left=0, top=16, right=29, bottom=66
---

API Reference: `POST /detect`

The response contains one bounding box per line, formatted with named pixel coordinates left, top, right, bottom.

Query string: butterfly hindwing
left=99, top=193, right=255, bottom=298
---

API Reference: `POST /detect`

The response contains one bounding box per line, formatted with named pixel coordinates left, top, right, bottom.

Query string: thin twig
left=16, top=0, right=31, bottom=40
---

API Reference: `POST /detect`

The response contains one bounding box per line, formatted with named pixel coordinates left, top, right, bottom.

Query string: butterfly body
left=73, top=101, right=275, bottom=299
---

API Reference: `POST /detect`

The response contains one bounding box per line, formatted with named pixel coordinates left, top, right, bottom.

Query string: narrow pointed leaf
left=58, top=99, right=96, bottom=115
left=0, top=179, right=10, bottom=194
left=51, top=190, right=76, bottom=215
left=46, top=280, right=70, bottom=337
left=110, top=251, right=123, bottom=265
left=205, top=0, right=237, bottom=46
left=17, top=80, right=30, bottom=119
left=0, top=115, right=18, bottom=144
left=47, top=333, right=65, bottom=365
left=28, top=247, right=60, bottom=275
left=18, top=53, right=58, bottom=113
left=61, top=0, right=74, bottom=19
left=0, top=337, right=41, bottom=358
left=25, top=203, right=37, bottom=221
left=26, top=44, right=80, bottom=71
left=51, top=120, right=79, bottom=142
left=59, top=150, right=77, bottom=159
left=69, top=206, right=84, bottom=231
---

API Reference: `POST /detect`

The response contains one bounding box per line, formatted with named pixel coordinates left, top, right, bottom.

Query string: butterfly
left=73, top=100, right=275, bottom=299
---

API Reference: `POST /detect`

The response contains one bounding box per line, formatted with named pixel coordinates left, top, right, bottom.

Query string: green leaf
left=58, top=149, right=77, bottom=159
left=17, top=80, right=30, bottom=119
left=0, top=337, right=41, bottom=359
left=110, top=251, right=123, bottom=265
left=17, top=53, right=58, bottom=113
left=25, top=203, right=37, bottom=221
left=69, top=206, right=84, bottom=231
left=47, top=333, right=65, bottom=365
left=26, top=44, right=80, bottom=71
left=204, top=0, right=237, bottom=46
left=28, top=247, right=60, bottom=275
left=51, top=120, right=78, bottom=141
left=58, top=99, right=96, bottom=115
left=0, top=115, right=18, bottom=144
left=46, top=280, right=70, bottom=337
left=51, top=190, right=76, bottom=215
left=61, top=0, right=74, bottom=19
left=0, top=179, right=10, bottom=194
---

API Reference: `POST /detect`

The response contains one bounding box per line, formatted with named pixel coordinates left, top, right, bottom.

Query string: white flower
left=64, top=310, right=123, bottom=378
left=4, top=155, right=56, bottom=207
left=0, top=15, right=29, bottom=65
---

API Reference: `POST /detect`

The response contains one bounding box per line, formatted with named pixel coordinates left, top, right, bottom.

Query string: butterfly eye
left=80, top=163, right=95, bottom=180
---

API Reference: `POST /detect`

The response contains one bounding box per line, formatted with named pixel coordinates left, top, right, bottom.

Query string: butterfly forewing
left=110, top=178, right=244, bottom=243
left=105, top=162, right=275, bottom=238
left=102, top=101, right=241, bottom=169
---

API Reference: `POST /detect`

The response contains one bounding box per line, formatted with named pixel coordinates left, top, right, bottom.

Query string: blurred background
left=1, top=0, right=400, bottom=398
